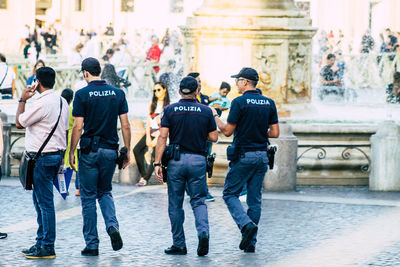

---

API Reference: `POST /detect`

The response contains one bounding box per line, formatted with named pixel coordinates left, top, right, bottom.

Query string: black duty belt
left=180, top=149, right=207, bottom=157
left=99, top=143, right=119, bottom=150
left=239, top=147, right=268, bottom=153
left=28, top=150, right=64, bottom=157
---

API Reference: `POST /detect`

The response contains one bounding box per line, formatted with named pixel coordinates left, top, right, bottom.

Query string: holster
left=80, top=137, right=92, bottom=154
left=161, top=144, right=181, bottom=182
left=267, top=146, right=277, bottom=170
left=116, top=147, right=128, bottom=169
left=206, top=152, right=216, bottom=178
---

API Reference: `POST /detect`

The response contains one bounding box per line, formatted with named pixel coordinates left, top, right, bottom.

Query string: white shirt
left=0, top=62, right=16, bottom=89
left=19, top=89, right=69, bottom=153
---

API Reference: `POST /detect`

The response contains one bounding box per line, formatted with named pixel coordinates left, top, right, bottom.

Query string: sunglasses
left=153, top=89, right=162, bottom=93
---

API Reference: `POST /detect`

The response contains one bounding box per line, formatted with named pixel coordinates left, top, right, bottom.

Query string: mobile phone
left=30, top=79, right=38, bottom=94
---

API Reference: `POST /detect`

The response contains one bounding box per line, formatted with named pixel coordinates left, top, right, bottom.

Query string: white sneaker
left=136, top=178, right=147, bottom=186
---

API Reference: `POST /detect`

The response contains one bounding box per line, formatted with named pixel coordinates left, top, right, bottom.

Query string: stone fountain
left=181, top=0, right=317, bottom=113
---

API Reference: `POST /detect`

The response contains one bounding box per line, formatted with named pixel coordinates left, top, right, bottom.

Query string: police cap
left=81, top=57, right=101, bottom=76
left=231, top=67, right=259, bottom=82
left=180, top=76, right=198, bottom=94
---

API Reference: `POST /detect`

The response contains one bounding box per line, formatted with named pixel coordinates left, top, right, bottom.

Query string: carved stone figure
left=288, top=43, right=308, bottom=95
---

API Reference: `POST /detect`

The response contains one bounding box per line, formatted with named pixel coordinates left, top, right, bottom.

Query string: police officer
left=154, top=76, right=218, bottom=256
left=212, top=67, right=279, bottom=253
left=69, top=57, right=131, bottom=256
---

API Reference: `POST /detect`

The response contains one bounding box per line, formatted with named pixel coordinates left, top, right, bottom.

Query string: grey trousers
left=223, top=151, right=268, bottom=246
left=167, top=153, right=209, bottom=247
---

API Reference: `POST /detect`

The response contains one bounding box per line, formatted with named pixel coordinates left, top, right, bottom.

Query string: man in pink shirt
left=16, top=67, right=69, bottom=259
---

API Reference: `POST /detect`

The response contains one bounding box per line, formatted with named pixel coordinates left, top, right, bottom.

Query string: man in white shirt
left=0, top=54, right=16, bottom=99
left=16, top=67, right=69, bottom=259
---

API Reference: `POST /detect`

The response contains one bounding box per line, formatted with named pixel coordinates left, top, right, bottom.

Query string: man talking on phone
left=16, top=67, right=69, bottom=259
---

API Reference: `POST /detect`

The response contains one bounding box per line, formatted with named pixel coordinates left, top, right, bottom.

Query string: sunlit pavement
left=1, top=177, right=400, bottom=266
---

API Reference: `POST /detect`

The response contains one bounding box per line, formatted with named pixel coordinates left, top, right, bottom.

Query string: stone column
left=369, top=120, right=400, bottom=191
left=264, top=123, right=298, bottom=191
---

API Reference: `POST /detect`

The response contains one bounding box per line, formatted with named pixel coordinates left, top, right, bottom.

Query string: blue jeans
left=223, top=151, right=268, bottom=246
left=32, top=154, right=62, bottom=249
left=167, top=153, right=209, bottom=247
left=78, top=148, right=119, bottom=249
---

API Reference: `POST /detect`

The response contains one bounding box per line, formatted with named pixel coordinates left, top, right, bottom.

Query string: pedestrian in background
left=69, top=57, right=131, bottom=256
left=187, top=72, right=217, bottom=201
left=0, top=54, right=16, bottom=99
left=0, top=118, right=7, bottom=239
left=61, top=88, right=80, bottom=196
left=133, top=82, right=170, bottom=186
left=209, top=81, right=231, bottom=117
left=26, top=60, right=45, bottom=86
left=154, top=76, right=218, bottom=256
left=16, top=67, right=69, bottom=259
left=212, top=67, right=279, bottom=253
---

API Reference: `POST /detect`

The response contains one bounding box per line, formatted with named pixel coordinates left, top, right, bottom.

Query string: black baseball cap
left=180, top=76, right=198, bottom=94
left=231, top=67, right=259, bottom=82
left=81, top=57, right=101, bottom=75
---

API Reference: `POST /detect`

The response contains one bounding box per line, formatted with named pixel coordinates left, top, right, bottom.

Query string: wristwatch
left=18, top=98, right=26, bottom=103
left=153, top=162, right=161, bottom=167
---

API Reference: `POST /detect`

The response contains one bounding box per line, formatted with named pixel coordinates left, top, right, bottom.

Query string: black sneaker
left=21, top=245, right=39, bottom=255
left=244, top=245, right=255, bottom=253
left=239, top=222, right=258, bottom=250
left=0, top=232, right=7, bottom=239
left=197, top=232, right=209, bottom=256
left=24, top=247, right=56, bottom=259
left=205, top=193, right=215, bottom=202
left=107, top=226, right=123, bottom=251
left=81, top=247, right=99, bottom=256
left=164, top=245, right=187, bottom=255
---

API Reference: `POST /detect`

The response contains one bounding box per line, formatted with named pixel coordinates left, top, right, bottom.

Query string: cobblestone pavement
left=2, top=178, right=400, bottom=266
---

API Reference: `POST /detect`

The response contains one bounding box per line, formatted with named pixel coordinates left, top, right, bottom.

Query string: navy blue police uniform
left=161, top=78, right=216, bottom=252
left=73, top=77, right=128, bottom=251
left=223, top=68, right=278, bottom=251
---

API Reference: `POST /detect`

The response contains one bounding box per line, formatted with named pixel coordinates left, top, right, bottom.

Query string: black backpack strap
left=33, top=98, right=63, bottom=160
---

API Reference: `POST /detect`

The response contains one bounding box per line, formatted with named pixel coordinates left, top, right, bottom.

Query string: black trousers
left=133, top=134, right=155, bottom=181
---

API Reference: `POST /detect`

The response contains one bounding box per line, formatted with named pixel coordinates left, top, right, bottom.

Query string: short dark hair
left=61, top=88, right=74, bottom=104
left=0, top=53, right=6, bottom=63
left=220, top=81, right=231, bottom=92
left=327, top=53, right=336, bottom=60
left=81, top=57, right=101, bottom=76
left=248, top=79, right=258, bottom=87
left=187, top=72, right=200, bottom=79
left=36, top=67, right=56, bottom=89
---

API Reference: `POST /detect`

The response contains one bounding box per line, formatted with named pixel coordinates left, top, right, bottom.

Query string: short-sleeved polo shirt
left=161, top=98, right=216, bottom=154
left=227, top=89, right=278, bottom=150
left=72, top=80, right=128, bottom=146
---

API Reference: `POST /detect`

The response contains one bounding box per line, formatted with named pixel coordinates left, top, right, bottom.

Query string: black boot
left=164, top=245, right=187, bottom=255
left=239, top=222, right=257, bottom=250
left=107, top=226, right=123, bottom=251
left=81, top=247, right=99, bottom=256
left=197, top=232, right=209, bottom=256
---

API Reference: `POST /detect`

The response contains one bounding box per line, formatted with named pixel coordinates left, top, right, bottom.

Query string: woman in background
left=133, top=82, right=170, bottom=186
left=26, top=60, right=45, bottom=86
